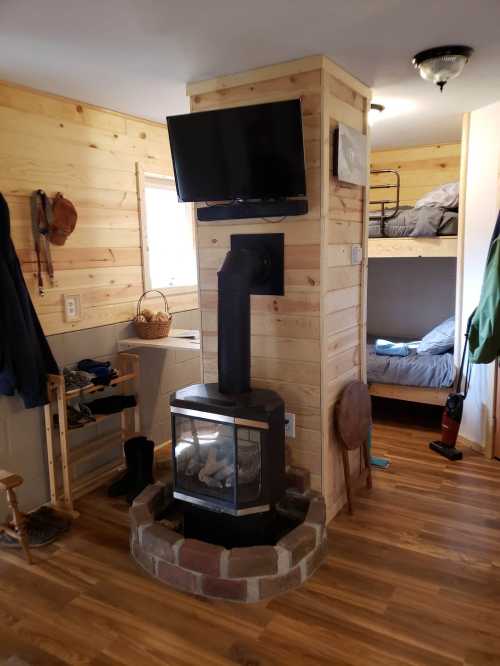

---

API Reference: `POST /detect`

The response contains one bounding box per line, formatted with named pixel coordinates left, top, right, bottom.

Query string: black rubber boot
left=108, top=437, right=147, bottom=497
left=126, top=439, right=155, bottom=505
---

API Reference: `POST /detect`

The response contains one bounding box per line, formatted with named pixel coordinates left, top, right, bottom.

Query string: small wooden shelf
left=117, top=329, right=200, bottom=352
left=63, top=372, right=137, bottom=399
left=44, top=352, right=141, bottom=515
left=368, top=236, right=458, bottom=259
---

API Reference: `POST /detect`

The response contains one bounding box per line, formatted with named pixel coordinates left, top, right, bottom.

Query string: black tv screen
left=167, top=99, right=306, bottom=203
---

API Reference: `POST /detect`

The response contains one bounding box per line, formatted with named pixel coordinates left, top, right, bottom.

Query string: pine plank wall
left=191, top=67, right=325, bottom=492
left=188, top=56, right=371, bottom=517
left=370, top=142, right=461, bottom=210
left=0, top=79, right=198, bottom=336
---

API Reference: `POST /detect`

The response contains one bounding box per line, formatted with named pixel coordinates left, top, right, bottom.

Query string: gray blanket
left=367, top=342, right=455, bottom=388
left=369, top=206, right=458, bottom=238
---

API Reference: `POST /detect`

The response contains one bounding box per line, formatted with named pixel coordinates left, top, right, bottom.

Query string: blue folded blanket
left=375, top=339, right=417, bottom=357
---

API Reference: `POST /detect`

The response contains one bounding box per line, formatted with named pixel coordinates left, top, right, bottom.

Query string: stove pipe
left=217, top=248, right=263, bottom=394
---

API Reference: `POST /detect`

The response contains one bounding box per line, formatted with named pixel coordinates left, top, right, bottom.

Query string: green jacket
left=469, top=235, right=500, bottom=364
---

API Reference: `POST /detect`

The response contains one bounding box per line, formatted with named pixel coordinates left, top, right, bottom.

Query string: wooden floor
left=2, top=414, right=500, bottom=665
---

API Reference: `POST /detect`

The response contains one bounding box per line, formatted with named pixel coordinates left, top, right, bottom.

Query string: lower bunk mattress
left=367, top=341, right=455, bottom=389
left=369, top=206, right=458, bottom=238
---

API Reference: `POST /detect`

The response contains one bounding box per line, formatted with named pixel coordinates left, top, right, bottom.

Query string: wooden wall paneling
left=188, top=56, right=370, bottom=511
left=321, top=71, right=369, bottom=519
left=370, top=142, right=461, bottom=209
left=360, top=99, right=370, bottom=384
left=454, top=114, right=470, bottom=366
left=190, top=60, right=324, bottom=493
left=0, top=79, right=197, bottom=335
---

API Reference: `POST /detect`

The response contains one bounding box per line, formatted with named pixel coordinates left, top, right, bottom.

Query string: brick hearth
left=130, top=481, right=328, bottom=602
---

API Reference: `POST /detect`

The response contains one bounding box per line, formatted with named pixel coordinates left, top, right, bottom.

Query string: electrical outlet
left=351, top=244, right=363, bottom=265
left=285, top=412, right=296, bottom=438
left=63, top=293, right=82, bottom=322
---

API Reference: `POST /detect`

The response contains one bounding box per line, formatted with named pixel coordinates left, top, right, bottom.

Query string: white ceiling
left=1, top=0, right=499, bottom=150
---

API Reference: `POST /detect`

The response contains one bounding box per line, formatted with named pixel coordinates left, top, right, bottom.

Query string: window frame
left=136, top=163, right=197, bottom=296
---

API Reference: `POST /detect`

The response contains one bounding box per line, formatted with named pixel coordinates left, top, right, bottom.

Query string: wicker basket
left=133, top=290, right=172, bottom=340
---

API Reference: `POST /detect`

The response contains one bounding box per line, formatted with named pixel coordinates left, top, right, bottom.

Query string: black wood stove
left=170, top=234, right=286, bottom=517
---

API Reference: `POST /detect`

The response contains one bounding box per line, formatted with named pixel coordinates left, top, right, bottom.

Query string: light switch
left=63, top=294, right=82, bottom=322
left=351, top=244, right=363, bottom=265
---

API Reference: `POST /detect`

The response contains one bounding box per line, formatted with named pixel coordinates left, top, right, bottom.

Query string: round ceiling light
left=413, top=45, right=473, bottom=92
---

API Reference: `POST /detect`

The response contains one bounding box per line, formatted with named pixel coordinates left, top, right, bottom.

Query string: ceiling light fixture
left=413, top=45, right=473, bottom=92
left=368, top=103, right=385, bottom=126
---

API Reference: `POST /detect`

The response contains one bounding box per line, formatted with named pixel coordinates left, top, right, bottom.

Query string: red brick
left=129, top=503, right=153, bottom=529
left=178, top=539, right=224, bottom=576
left=227, top=546, right=278, bottom=578
left=133, top=482, right=165, bottom=515
left=141, top=524, right=183, bottom=562
left=305, top=537, right=329, bottom=577
left=157, top=560, right=199, bottom=594
left=259, top=566, right=301, bottom=599
left=278, top=525, right=316, bottom=566
left=131, top=541, right=155, bottom=575
left=305, top=497, right=326, bottom=527
left=285, top=466, right=311, bottom=494
left=202, top=576, right=247, bottom=601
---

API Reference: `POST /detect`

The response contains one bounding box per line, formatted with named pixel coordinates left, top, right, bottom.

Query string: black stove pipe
left=217, top=248, right=263, bottom=394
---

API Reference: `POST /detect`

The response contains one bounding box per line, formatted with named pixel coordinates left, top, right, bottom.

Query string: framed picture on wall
left=333, top=124, right=367, bottom=187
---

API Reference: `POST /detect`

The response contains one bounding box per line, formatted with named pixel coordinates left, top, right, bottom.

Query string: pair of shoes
left=54, top=403, right=96, bottom=430
left=77, top=359, right=118, bottom=386
left=86, top=394, right=137, bottom=415
left=108, top=437, right=155, bottom=505
left=0, top=507, right=71, bottom=549
left=63, top=368, right=93, bottom=393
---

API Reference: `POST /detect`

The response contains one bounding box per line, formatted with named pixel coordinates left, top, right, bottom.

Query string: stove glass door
left=235, top=426, right=263, bottom=504
left=173, top=413, right=236, bottom=504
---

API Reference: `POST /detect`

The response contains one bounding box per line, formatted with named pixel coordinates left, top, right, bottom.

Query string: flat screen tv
left=167, top=99, right=306, bottom=203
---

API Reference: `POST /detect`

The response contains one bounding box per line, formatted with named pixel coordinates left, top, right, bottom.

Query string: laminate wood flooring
left=1, top=412, right=499, bottom=665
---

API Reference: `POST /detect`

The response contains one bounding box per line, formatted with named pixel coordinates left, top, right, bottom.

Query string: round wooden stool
left=334, top=381, right=373, bottom=514
left=0, top=470, right=33, bottom=564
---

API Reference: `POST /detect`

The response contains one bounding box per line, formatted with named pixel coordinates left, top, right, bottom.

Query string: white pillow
left=415, top=182, right=459, bottom=209
left=417, top=317, right=455, bottom=355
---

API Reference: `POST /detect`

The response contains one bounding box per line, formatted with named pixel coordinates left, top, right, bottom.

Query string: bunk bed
left=367, top=170, right=459, bottom=406
left=366, top=336, right=454, bottom=406
left=368, top=169, right=458, bottom=259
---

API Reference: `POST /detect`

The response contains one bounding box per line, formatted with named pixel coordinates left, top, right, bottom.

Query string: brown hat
left=48, top=192, right=77, bottom=246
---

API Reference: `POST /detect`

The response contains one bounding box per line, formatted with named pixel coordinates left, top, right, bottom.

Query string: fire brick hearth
left=129, top=479, right=328, bottom=602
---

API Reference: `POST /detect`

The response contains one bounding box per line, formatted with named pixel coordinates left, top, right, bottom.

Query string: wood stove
left=170, top=233, right=286, bottom=517
left=171, top=384, right=285, bottom=516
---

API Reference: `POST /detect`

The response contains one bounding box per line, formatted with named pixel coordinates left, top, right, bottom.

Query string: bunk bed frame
left=368, top=169, right=458, bottom=259
left=367, top=168, right=456, bottom=407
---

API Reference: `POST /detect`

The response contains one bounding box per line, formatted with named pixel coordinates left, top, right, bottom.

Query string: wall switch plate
left=63, top=293, right=82, bottom=322
left=351, top=244, right=363, bottom=265
left=285, top=412, right=296, bottom=438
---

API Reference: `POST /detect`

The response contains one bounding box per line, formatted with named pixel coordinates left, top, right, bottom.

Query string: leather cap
left=48, top=193, right=77, bottom=246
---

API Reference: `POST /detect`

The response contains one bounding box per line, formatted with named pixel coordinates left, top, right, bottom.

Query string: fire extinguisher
left=429, top=314, right=474, bottom=461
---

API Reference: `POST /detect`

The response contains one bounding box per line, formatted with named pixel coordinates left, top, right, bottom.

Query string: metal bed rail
left=369, top=169, right=401, bottom=236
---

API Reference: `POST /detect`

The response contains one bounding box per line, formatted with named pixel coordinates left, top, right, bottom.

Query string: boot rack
left=44, top=352, right=141, bottom=516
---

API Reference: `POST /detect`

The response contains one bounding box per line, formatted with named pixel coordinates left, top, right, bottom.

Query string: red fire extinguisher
left=429, top=314, right=474, bottom=461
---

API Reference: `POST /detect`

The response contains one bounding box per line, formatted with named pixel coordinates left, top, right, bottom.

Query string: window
left=140, top=172, right=197, bottom=291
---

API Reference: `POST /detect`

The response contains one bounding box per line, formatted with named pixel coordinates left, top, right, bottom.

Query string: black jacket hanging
left=0, top=193, right=58, bottom=408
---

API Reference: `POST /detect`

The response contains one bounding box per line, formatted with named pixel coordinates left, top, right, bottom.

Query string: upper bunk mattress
left=369, top=206, right=458, bottom=239
left=367, top=341, right=455, bottom=388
